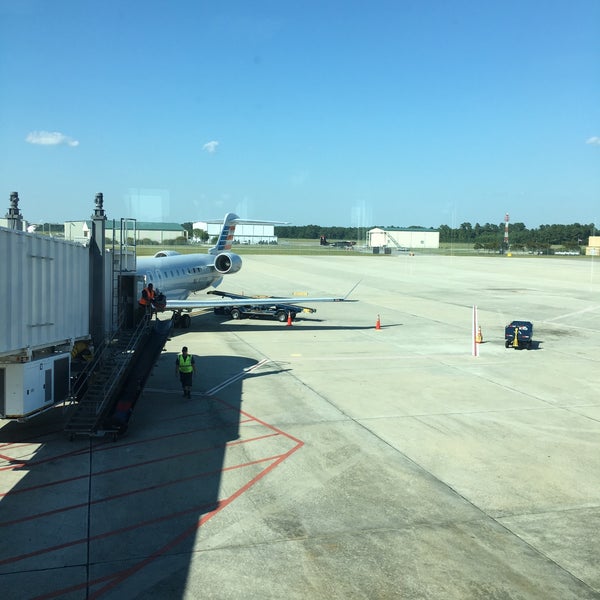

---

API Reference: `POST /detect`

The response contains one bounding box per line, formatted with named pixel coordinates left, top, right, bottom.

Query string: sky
left=0, top=0, right=598, bottom=229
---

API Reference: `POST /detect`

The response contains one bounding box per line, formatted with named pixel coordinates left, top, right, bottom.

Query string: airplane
left=136, top=213, right=357, bottom=327
left=319, top=235, right=356, bottom=249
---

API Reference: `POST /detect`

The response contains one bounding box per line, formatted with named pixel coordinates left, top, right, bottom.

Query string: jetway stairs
left=64, top=316, right=170, bottom=440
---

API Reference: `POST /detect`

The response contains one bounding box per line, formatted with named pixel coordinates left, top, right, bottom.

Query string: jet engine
left=214, top=252, right=242, bottom=275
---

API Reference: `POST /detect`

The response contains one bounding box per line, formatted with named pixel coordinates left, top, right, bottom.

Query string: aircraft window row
left=150, top=267, right=203, bottom=281
left=159, top=267, right=202, bottom=277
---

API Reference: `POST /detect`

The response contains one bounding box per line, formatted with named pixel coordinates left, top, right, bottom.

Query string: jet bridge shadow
left=0, top=351, right=293, bottom=598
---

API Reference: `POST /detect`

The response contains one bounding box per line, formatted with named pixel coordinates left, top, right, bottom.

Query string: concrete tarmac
left=1, top=254, right=600, bottom=599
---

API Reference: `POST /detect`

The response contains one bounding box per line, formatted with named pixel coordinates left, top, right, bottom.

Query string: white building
left=64, top=221, right=187, bottom=245
left=193, top=219, right=277, bottom=244
left=586, top=236, right=600, bottom=256
left=368, top=227, right=439, bottom=250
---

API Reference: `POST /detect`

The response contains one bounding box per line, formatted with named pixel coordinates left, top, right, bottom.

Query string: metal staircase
left=64, top=317, right=151, bottom=440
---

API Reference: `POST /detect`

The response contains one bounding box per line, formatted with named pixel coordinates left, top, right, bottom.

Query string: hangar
left=193, top=218, right=277, bottom=244
left=65, top=220, right=187, bottom=245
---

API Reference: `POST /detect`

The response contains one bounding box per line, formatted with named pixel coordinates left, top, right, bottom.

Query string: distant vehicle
left=208, top=290, right=316, bottom=322
left=319, top=235, right=356, bottom=249
left=505, top=321, right=533, bottom=349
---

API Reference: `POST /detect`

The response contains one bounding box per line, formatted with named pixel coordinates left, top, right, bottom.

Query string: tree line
left=273, top=222, right=596, bottom=251
left=38, top=221, right=597, bottom=252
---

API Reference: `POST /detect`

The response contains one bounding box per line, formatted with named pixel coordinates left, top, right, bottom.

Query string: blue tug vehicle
left=505, top=321, right=534, bottom=349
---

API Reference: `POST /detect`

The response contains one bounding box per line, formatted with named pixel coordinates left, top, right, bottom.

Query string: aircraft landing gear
left=173, top=313, right=192, bottom=329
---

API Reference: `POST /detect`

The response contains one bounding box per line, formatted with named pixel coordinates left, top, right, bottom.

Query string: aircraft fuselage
left=136, top=252, right=227, bottom=300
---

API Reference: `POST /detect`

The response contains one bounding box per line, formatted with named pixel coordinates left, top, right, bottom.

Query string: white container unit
left=0, top=353, right=71, bottom=419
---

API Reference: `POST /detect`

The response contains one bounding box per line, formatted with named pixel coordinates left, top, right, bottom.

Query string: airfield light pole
left=472, top=305, right=479, bottom=357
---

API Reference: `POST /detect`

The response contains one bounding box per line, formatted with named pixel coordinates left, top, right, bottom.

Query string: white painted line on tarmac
left=205, top=358, right=271, bottom=395
left=145, top=359, right=272, bottom=396
left=544, top=304, right=600, bottom=323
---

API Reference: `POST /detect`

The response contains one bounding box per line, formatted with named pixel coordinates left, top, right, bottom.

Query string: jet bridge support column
left=90, top=193, right=107, bottom=347
left=5, top=192, right=24, bottom=231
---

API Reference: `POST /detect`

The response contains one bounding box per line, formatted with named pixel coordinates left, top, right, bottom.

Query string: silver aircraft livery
left=135, top=213, right=356, bottom=325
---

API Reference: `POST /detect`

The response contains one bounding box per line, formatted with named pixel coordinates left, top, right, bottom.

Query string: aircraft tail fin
left=208, top=213, right=288, bottom=255
left=209, top=213, right=239, bottom=255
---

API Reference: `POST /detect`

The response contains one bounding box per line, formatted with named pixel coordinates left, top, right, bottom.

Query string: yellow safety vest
left=178, top=354, right=193, bottom=373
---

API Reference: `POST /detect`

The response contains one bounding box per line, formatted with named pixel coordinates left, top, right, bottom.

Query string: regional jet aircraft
left=136, top=213, right=355, bottom=327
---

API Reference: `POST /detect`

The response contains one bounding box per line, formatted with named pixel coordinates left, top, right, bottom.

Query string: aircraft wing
left=164, top=295, right=354, bottom=311
left=161, top=282, right=359, bottom=311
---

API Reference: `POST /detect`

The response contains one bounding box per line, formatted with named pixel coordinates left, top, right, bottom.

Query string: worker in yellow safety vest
left=175, top=346, right=196, bottom=398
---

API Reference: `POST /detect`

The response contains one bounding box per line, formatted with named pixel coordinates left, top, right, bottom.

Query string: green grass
left=134, top=241, right=371, bottom=257
left=132, top=240, right=590, bottom=258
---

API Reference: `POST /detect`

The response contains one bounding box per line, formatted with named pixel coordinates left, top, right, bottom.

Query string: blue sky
left=1, top=1, right=598, bottom=228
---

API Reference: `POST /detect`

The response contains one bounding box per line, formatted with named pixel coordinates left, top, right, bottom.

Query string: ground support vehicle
left=218, top=304, right=302, bottom=322
left=505, top=321, right=534, bottom=349
left=208, top=290, right=316, bottom=322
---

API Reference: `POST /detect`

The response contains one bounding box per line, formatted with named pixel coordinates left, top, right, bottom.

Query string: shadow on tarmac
left=504, top=340, right=543, bottom=350
left=0, top=350, right=278, bottom=599
left=166, top=317, right=402, bottom=336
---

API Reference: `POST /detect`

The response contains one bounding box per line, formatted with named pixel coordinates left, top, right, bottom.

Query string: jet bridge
left=0, top=193, right=143, bottom=421
left=0, top=224, right=89, bottom=419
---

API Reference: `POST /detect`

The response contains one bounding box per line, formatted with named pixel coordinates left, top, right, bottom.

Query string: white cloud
left=202, top=140, right=219, bottom=154
left=26, top=130, right=79, bottom=147
left=585, top=136, right=600, bottom=146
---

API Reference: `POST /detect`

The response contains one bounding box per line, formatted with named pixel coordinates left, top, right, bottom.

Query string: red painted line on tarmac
left=0, top=463, right=27, bottom=471
left=0, top=405, right=245, bottom=471
left=0, top=442, right=40, bottom=450
left=0, top=453, right=289, bottom=568
left=0, top=403, right=258, bottom=471
left=2, top=394, right=305, bottom=599
left=26, top=440, right=304, bottom=599
left=0, top=428, right=64, bottom=448
left=222, top=398, right=305, bottom=446
left=0, top=443, right=97, bottom=472
left=2, top=451, right=277, bottom=527
left=0, top=431, right=280, bottom=500
left=88, top=442, right=304, bottom=600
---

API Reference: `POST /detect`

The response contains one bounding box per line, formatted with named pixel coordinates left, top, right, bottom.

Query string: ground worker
left=138, top=282, right=156, bottom=321
left=175, top=346, right=196, bottom=398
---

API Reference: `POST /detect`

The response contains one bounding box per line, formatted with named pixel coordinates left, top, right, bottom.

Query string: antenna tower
left=504, top=213, right=509, bottom=250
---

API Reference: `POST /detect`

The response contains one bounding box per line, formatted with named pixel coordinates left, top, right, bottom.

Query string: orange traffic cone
left=375, top=314, right=381, bottom=330
left=287, top=312, right=293, bottom=326
left=476, top=326, right=483, bottom=343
